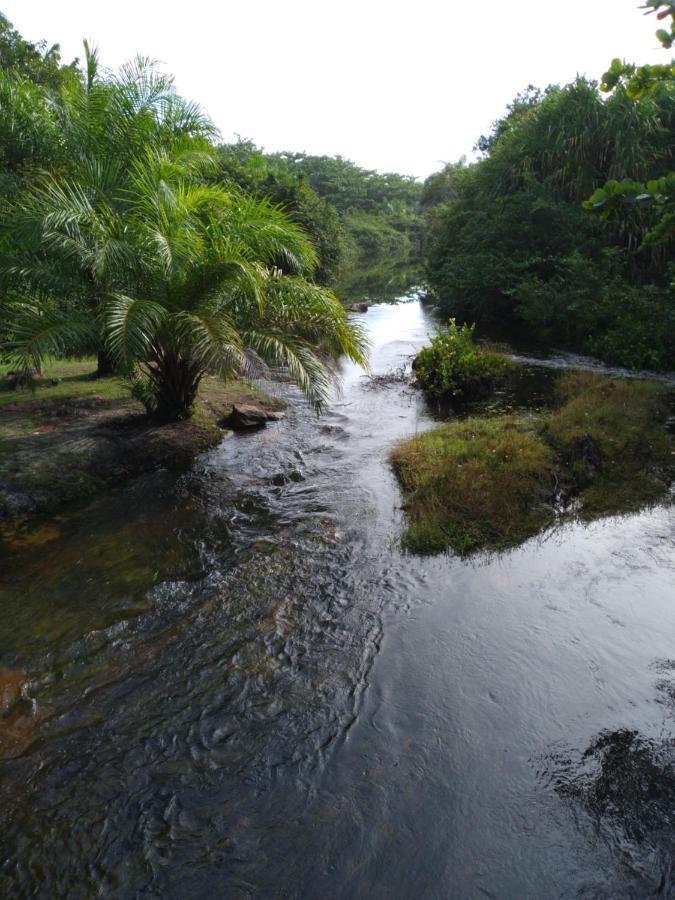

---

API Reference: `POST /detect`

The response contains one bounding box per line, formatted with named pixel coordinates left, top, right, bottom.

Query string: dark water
left=1, top=299, right=674, bottom=898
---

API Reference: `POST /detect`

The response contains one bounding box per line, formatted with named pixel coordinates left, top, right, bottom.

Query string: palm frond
left=243, top=326, right=334, bottom=413
left=100, top=293, right=167, bottom=370
left=173, top=306, right=246, bottom=377
left=2, top=301, right=98, bottom=370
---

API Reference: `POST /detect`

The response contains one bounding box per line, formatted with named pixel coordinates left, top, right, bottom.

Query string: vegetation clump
left=421, top=63, right=675, bottom=371
left=544, top=371, right=674, bottom=515
left=412, top=320, right=513, bottom=402
left=392, top=371, right=675, bottom=556
left=391, top=415, right=554, bottom=554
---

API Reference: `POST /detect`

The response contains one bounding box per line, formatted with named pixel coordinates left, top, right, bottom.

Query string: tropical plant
left=422, top=68, right=674, bottom=369
left=584, top=2, right=675, bottom=251
left=3, top=149, right=368, bottom=420
left=1, top=47, right=218, bottom=373
left=412, top=320, right=512, bottom=401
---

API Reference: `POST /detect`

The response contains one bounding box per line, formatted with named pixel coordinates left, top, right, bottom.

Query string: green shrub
left=413, top=319, right=513, bottom=401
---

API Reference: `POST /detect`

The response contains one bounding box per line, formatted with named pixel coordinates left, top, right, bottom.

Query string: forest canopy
left=422, top=5, right=675, bottom=370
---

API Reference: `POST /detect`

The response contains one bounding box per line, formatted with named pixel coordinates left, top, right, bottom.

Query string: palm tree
left=1, top=46, right=217, bottom=374
left=102, top=150, right=368, bottom=419
left=3, top=146, right=368, bottom=421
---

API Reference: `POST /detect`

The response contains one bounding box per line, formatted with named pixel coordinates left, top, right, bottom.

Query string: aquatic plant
left=392, top=372, right=675, bottom=555
left=412, top=319, right=512, bottom=402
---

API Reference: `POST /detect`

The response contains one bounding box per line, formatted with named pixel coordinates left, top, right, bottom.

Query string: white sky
left=2, top=0, right=669, bottom=179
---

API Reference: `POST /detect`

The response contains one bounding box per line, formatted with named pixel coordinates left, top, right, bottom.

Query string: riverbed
left=1, top=298, right=673, bottom=897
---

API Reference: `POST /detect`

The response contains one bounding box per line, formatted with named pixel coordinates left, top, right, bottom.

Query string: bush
left=413, top=319, right=513, bottom=401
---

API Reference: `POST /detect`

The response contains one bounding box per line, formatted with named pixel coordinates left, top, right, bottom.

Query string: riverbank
left=392, top=371, right=675, bottom=555
left=0, top=360, right=284, bottom=532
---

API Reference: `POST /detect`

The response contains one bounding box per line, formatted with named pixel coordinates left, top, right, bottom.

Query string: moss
left=544, top=372, right=674, bottom=516
left=392, top=372, right=675, bottom=556
left=391, top=416, right=555, bottom=554
left=0, top=360, right=286, bottom=528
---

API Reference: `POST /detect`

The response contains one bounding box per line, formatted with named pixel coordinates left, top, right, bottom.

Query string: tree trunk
left=151, top=353, right=202, bottom=422
left=94, top=349, right=116, bottom=378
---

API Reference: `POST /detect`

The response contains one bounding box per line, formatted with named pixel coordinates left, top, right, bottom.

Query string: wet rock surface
left=222, top=403, right=285, bottom=430
left=0, top=481, right=38, bottom=519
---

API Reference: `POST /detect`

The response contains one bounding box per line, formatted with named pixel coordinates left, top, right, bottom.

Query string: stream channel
left=1, top=296, right=674, bottom=898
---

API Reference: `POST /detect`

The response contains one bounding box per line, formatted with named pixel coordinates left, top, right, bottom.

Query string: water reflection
left=545, top=666, right=675, bottom=895
left=336, top=263, right=421, bottom=305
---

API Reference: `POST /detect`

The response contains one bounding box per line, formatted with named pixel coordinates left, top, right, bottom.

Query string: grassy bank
left=0, top=359, right=284, bottom=527
left=392, top=372, right=674, bottom=555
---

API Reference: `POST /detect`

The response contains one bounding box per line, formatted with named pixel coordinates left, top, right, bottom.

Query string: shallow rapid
left=1, top=299, right=673, bottom=898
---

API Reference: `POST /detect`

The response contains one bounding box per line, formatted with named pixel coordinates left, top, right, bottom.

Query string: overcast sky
left=2, top=0, right=668, bottom=179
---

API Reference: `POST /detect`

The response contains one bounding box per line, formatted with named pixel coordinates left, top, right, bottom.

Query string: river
left=1, top=297, right=673, bottom=898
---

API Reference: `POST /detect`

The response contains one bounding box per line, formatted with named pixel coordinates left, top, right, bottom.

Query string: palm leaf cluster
left=1, top=50, right=367, bottom=419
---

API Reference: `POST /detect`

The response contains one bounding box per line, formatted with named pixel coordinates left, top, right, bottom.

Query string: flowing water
left=1, top=299, right=674, bottom=898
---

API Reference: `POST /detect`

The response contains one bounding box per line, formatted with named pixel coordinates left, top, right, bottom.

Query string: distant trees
left=423, top=64, right=674, bottom=369
left=216, top=143, right=423, bottom=284
left=215, top=141, right=348, bottom=286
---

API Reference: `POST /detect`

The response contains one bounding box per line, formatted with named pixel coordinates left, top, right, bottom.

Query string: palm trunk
left=150, top=351, right=202, bottom=422
left=94, top=349, right=116, bottom=377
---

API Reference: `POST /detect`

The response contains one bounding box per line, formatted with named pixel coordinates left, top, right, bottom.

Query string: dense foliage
left=216, top=143, right=423, bottom=287
left=423, top=44, right=675, bottom=369
left=413, top=320, right=512, bottom=401
left=0, top=17, right=368, bottom=419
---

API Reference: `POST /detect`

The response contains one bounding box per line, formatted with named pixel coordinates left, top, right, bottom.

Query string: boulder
left=222, top=404, right=284, bottom=431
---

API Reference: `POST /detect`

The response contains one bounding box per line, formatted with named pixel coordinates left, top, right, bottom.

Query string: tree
left=4, top=149, right=367, bottom=420
left=1, top=47, right=217, bottom=374
left=422, top=70, right=674, bottom=369
left=0, top=12, right=78, bottom=89
left=584, top=2, right=675, bottom=249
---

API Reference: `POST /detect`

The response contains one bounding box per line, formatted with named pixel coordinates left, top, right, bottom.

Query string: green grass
left=545, top=372, right=674, bottom=515
left=0, top=358, right=131, bottom=409
left=392, top=371, right=675, bottom=556
left=392, top=416, right=554, bottom=554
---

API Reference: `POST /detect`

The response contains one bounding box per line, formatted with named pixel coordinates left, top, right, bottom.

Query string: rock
left=222, top=404, right=284, bottom=431
left=272, top=470, right=304, bottom=486
left=346, top=303, right=369, bottom=313
left=0, top=481, right=38, bottom=519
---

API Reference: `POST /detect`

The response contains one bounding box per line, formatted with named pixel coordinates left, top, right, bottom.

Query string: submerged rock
left=222, top=404, right=284, bottom=431
left=0, top=481, right=38, bottom=519
left=272, top=470, right=304, bottom=486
